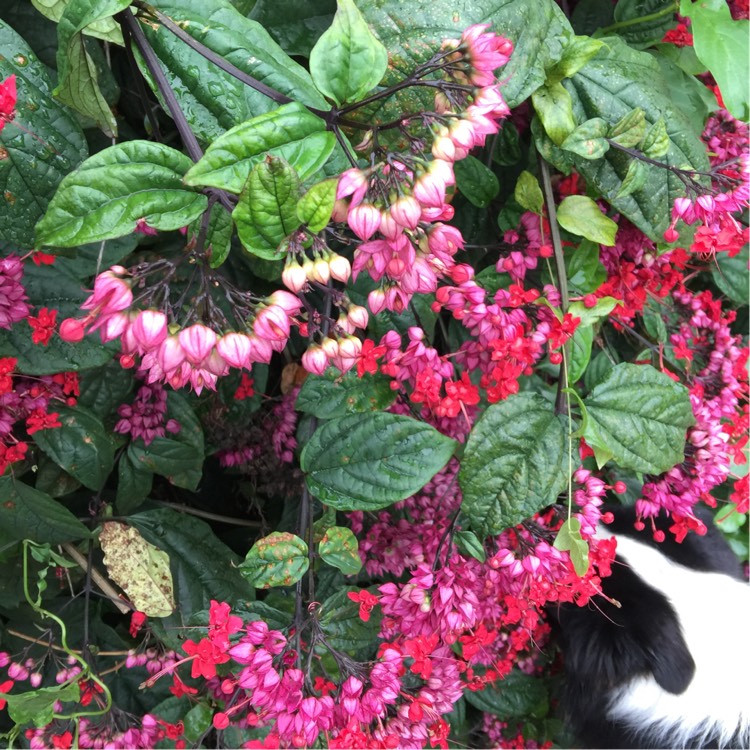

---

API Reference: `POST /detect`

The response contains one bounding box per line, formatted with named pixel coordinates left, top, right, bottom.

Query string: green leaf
left=34, top=456, right=81, bottom=499
left=297, top=178, right=338, bottom=233
left=0, top=682, right=80, bottom=728
left=296, top=368, right=397, bottom=419
left=139, top=0, right=328, bottom=143
left=318, top=587, right=381, bottom=654
left=568, top=324, right=594, bottom=384
left=566, top=239, right=606, bottom=293
left=301, top=412, right=457, bottom=511
left=582, top=362, right=695, bottom=473
left=611, top=0, right=677, bottom=48
left=116, top=453, right=153, bottom=515
left=584, top=350, right=615, bottom=391
left=35, top=141, right=207, bottom=247
left=454, top=530, right=486, bottom=563
left=547, top=35, right=604, bottom=81
left=0, top=20, right=88, bottom=247
left=557, top=195, right=618, bottom=245
left=30, top=0, right=124, bottom=43
left=615, top=159, right=649, bottom=199
left=532, top=81, right=577, bottom=145
left=641, top=117, right=670, bottom=158
left=240, top=532, right=309, bottom=588
left=514, top=170, right=544, bottom=216
left=545, top=38, right=710, bottom=241
left=0, top=477, right=90, bottom=543
left=309, top=0, right=388, bottom=106
left=459, top=394, right=568, bottom=536
left=100, top=521, right=176, bottom=617
left=319, top=526, right=362, bottom=575
left=572, top=0, right=615, bottom=35
left=712, top=246, right=749, bottom=306
left=184, top=103, right=334, bottom=193
left=554, top=516, right=590, bottom=575
left=33, top=405, right=116, bottom=491
left=233, top=155, right=302, bottom=260
left=463, top=669, right=549, bottom=719
left=680, top=0, right=749, bottom=120
left=609, top=107, right=646, bottom=148
left=55, top=0, right=130, bottom=136
left=187, top=203, right=234, bottom=269
left=0, top=262, right=115, bottom=373
left=561, top=117, right=610, bottom=159
left=358, top=0, right=572, bottom=115
left=568, top=296, right=620, bottom=327
left=454, top=156, right=500, bottom=209
left=249, top=0, right=337, bottom=57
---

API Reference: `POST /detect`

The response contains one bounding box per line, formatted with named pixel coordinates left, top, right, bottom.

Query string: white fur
left=604, top=533, right=750, bottom=748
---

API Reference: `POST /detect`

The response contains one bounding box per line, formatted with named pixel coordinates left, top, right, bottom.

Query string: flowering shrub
left=0, top=0, right=747, bottom=748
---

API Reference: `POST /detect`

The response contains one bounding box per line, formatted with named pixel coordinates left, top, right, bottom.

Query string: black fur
left=553, top=505, right=746, bottom=749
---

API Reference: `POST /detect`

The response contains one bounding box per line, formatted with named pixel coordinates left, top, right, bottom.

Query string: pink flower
left=178, top=324, right=217, bottom=365
left=132, top=310, right=168, bottom=352
left=216, top=332, right=252, bottom=369
left=348, top=203, right=382, bottom=240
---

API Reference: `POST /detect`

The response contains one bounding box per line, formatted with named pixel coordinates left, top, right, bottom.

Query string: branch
left=61, top=543, right=130, bottom=615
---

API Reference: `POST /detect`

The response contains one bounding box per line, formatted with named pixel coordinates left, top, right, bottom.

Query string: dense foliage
left=0, top=0, right=748, bottom=747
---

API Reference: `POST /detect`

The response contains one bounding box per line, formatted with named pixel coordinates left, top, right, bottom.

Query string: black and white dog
left=555, top=505, right=750, bottom=749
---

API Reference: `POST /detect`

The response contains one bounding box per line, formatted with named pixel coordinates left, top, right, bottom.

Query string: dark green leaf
left=116, top=453, right=153, bottom=515
left=571, top=0, right=615, bottom=35
left=680, top=0, right=749, bottom=120
left=184, top=103, right=333, bottom=193
left=454, top=530, right=486, bottom=563
left=582, top=362, right=694, bottom=473
left=301, top=412, right=456, bottom=511
left=459, top=393, right=568, bottom=536
left=296, top=368, right=397, bottom=419
left=309, top=0, right=388, bottom=106
left=611, top=0, right=677, bottom=48
left=55, top=0, right=129, bottom=136
left=35, top=141, right=207, bottom=247
left=34, top=456, right=81, bottom=498
left=140, top=0, right=328, bottom=143
left=186, top=202, right=233, bottom=269
left=318, top=587, right=381, bottom=654
left=464, top=669, right=549, bottom=719
left=712, top=246, right=749, bottom=306
left=233, top=154, right=302, bottom=260
left=297, top=178, right=338, bottom=232
left=33, top=404, right=116, bottom=490
left=250, top=0, right=336, bottom=56
left=641, top=117, right=670, bottom=158
left=584, top=350, right=615, bottom=391
left=0, top=477, right=90, bottom=543
left=615, top=158, right=648, bottom=199
left=0, top=20, right=88, bottom=247
left=568, top=324, right=594, bottom=384
left=77, top=361, right=134, bottom=414
left=319, top=526, right=362, bottom=575
left=454, top=156, right=500, bottom=209
left=239, top=532, right=309, bottom=588
left=566, top=239, right=606, bottom=294
left=557, top=195, right=617, bottom=245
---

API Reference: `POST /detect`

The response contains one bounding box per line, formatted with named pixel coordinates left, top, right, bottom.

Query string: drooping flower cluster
left=0, top=255, right=30, bottom=330
left=114, top=381, right=181, bottom=445
left=59, top=266, right=303, bottom=394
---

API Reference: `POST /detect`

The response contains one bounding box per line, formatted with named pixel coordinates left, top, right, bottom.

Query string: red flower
left=51, top=732, right=73, bottom=750
left=28, top=307, right=57, bottom=345
left=168, top=672, right=198, bottom=698
left=347, top=589, right=380, bottom=622
left=129, top=610, right=147, bottom=638
left=233, top=373, right=255, bottom=400
left=31, top=251, right=57, bottom=266
left=26, top=409, right=61, bottom=434
left=0, top=75, right=16, bottom=133
left=182, top=636, right=229, bottom=679
left=357, top=338, right=386, bottom=377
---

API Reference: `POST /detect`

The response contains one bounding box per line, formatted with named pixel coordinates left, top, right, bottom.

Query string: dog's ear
left=641, top=609, right=696, bottom=694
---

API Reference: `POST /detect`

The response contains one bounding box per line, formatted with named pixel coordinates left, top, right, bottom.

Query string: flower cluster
left=59, top=266, right=303, bottom=394
left=0, top=255, right=30, bottom=330
left=114, top=381, right=181, bottom=445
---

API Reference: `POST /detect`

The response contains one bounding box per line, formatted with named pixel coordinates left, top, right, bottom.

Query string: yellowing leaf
left=99, top=522, right=175, bottom=617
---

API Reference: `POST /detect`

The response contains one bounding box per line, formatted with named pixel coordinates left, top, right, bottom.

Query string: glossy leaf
left=100, top=522, right=176, bottom=617
left=568, top=296, right=620, bottom=327
left=233, top=155, right=302, bottom=260
left=240, top=532, right=309, bottom=588
left=301, top=412, right=456, bottom=511
left=568, top=324, right=594, bottom=384
left=0, top=477, right=90, bottom=543
left=611, top=0, right=677, bottom=49
left=318, top=587, right=381, bottom=654
left=140, top=0, right=328, bottom=142
left=35, top=141, right=207, bottom=247
left=454, top=156, right=500, bottom=209
left=250, top=0, right=336, bottom=57
left=116, top=453, right=153, bottom=515
left=712, top=247, right=749, bottom=306
left=680, top=0, right=749, bottom=120
left=54, top=0, right=130, bottom=136
left=297, top=178, right=338, bottom=232
left=319, top=526, right=362, bottom=575
left=184, top=103, right=333, bottom=193
left=0, top=20, right=88, bottom=247
left=309, top=0, right=388, bottom=106
left=30, top=0, right=123, bottom=43
left=557, top=195, right=618, bottom=245
left=615, top=158, right=648, bottom=199
left=296, top=368, right=397, bottom=419
left=641, top=117, right=670, bottom=158
left=33, top=405, right=116, bottom=491
left=547, top=35, right=604, bottom=81
left=566, top=239, right=606, bottom=294
left=187, top=203, right=233, bottom=269
left=582, top=363, right=695, bottom=473
left=459, top=394, right=568, bottom=536
left=463, top=668, right=549, bottom=718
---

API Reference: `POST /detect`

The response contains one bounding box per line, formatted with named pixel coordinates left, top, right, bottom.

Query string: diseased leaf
left=296, top=368, right=397, bottom=419
left=239, top=532, right=309, bottom=588
left=301, top=412, right=456, bottom=511
left=319, top=526, right=362, bottom=575
left=100, top=522, right=176, bottom=617
left=459, top=394, right=568, bottom=536
left=35, top=141, right=207, bottom=247
left=561, top=117, right=609, bottom=159
left=582, top=363, right=695, bottom=473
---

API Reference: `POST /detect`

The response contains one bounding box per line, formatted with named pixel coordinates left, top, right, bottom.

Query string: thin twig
left=61, top=543, right=131, bottom=615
